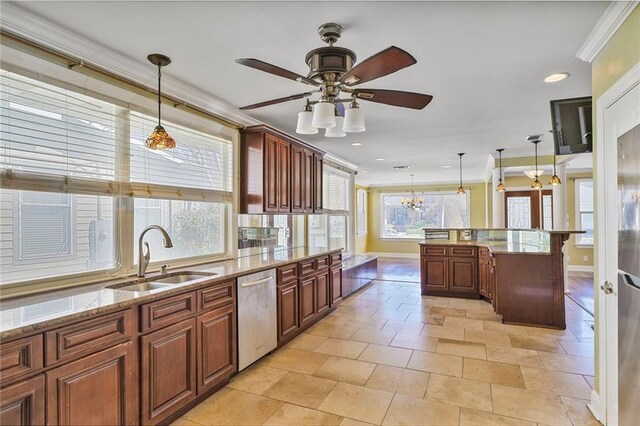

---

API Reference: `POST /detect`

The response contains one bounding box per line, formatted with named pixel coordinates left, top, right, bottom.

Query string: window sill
left=380, top=237, right=424, bottom=241
left=575, top=243, right=594, bottom=249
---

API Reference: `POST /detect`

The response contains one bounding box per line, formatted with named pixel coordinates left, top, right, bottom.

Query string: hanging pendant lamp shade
left=549, top=147, right=562, bottom=185
left=296, top=101, right=318, bottom=134
left=496, top=148, right=506, bottom=192
left=325, top=108, right=346, bottom=137
left=530, top=139, right=542, bottom=190
left=145, top=54, right=175, bottom=150
left=457, top=153, right=466, bottom=195
left=312, top=101, right=336, bottom=129
left=343, top=98, right=366, bottom=133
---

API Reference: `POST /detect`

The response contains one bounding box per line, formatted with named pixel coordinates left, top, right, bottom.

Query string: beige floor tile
left=318, top=382, right=394, bottom=425
left=365, top=365, right=430, bottom=398
left=263, top=403, right=343, bottom=425
left=340, top=418, right=376, bottom=426
left=407, top=351, right=463, bottom=377
left=538, top=352, right=595, bottom=375
left=182, top=388, right=282, bottom=425
left=521, top=367, right=591, bottom=399
left=443, top=316, right=485, bottom=330
left=170, top=417, right=201, bottom=426
left=436, top=339, right=487, bottom=360
left=358, top=344, right=413, bottom=368
left=459, top=408, right=536, bottom=426
left=390, top=333, right=438, bottom=352
left=227, top=364, right=288, bottom=395
left=263, top=372, right=337, bottom=409
left=306, top=322, right=360, bottom=339
left=421, top=324, right=465, bottom=340
left=405, top=311, right=446, bottom=325
left=314, top=356, right=377, bottom=386
left=560, top=340, right=594, bottom=357
left=262, top=348, right=330, bottom=375
left=486, top=345, right=544, bottom=368
left=561, top=396, right=600, bottom=426
left=382, top=394, right=460, bottom=426
left=288, top=333, right=329, bottom=351
left=350, top=328, right=397, bottom=345
left=483, top=321, right=529, bottom=335
left=371, top=310, right=410, bottom=321
left=491, top=384, right=572, bottom=425
left=462, top=358, right=526, bottom=388
left=314, top=338, right=369, bottom=359
left=396, top=368, right=431, bottom=398
left=430, top=306, right=467, bottom=318
left=426, top=374, right=492, bottom=412
left=381, top=320, right=425, bottom=335
left=465, top=311, right=503, bottom=321
left=509, top=334, right=565, bottom=353
left=465, top=329, right=512, bottom=347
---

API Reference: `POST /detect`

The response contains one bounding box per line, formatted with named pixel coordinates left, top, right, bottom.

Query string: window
left=381, top=192, right=469, bottom=239
left=575, top=179, right=594, bottom=245
left=356, top=188, right=367, bottom=235
left=0, top=69, right=233, bottom=287
left=322, top=165, right=352, bottom=252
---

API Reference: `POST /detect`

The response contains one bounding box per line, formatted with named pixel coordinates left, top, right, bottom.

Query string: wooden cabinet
left=300, top=276, right=317, bottom=326
left=330, top=266, right=342, bottom=305
left=479, top=248, right=490, bottom=299
left=46, top=342, right=136, bottom=425
left=141, top=319, right=196, bottom=425
left=316, top=269, right=330, bottom=315
left=197, top=305, right=236, bottom=394
left=420, top=245, right=478, bottom=298
left=0, top=335, right=43, bottom=385
left=449, top=258, right=477, bottom=294
left=0, top=375, right=45, bottom=426
left=277, top=281, right=299, bottom=341
left=421, top=257, right=448, bottom=292
left=240, top=125, right=324, bottom=214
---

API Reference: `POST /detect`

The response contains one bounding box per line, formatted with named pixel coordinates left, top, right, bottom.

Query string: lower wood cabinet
left=300, top=276, right=317, bottom=326
left=197, top=305, right=236, bottom=394
left=46, top=341, right=136, bottom=425
left=316, top=270, right=330, bottom=315
left=277, top=281, right=300, bottom=341
left=449, top=257, right=477, bottom=294
left=0, top=374, right=45, bottom=426
left=141, top=319, right=196, bottom=425
left=421, top=257, right=448, bottom=292
left=330, top=266, right=342, bottom=305
left=421, top=245, right=478, bottom=298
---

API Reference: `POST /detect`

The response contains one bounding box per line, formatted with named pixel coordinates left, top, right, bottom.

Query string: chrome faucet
left=138, top=225, right=173, bottom=278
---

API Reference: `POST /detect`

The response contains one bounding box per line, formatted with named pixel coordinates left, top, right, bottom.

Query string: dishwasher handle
left=240, top=275, right=274, bottom=288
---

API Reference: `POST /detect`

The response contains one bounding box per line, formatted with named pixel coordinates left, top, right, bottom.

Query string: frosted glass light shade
left=325, top=116, right=346, bottom=137
left=312, top=102, right=336, bottom=129
left=296, top=110, right=317, bottom=134
left=523, top=169, right=544, bottom=179
left=343, top=107, right=365, bottom=132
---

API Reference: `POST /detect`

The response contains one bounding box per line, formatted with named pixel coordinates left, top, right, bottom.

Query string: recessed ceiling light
left=361, top=170, right=368, bottom=173
left=544, top=72, right=570, bottom=83
left=393, top=165, right=410, bottom=169
left=375, top=158, right=385, bottom=161
left=351, top=142, right=362, bottom=146
left=442, top=165, right=452, bottom=169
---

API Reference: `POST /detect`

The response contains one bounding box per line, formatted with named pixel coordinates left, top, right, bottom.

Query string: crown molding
left=576, top=1, right=638, bottom=63
left=0, top=2, right=260, bottom=127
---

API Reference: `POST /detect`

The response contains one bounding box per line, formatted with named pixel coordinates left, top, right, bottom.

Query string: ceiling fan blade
left=236, top=58, right=319, bottom=86
left=353, top=89, right=433, bottom=110
left=339, top=46, right=417, bottom=85
left=239, top=92, right=315, bottom=110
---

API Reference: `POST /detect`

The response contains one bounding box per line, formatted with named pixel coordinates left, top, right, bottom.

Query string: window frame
left=574, top=178, right=594, bottom=247
left=356, top=188, right=367, bottom=236
left=379, top=191, right=471, bottom=240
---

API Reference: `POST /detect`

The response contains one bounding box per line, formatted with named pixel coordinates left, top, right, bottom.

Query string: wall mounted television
left=550, top=96, right=592, bottom=155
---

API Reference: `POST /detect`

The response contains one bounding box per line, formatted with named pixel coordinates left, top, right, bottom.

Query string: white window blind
left=323, top=165, right=351, bottom=213
left=356, top=188, right=367, bottom=235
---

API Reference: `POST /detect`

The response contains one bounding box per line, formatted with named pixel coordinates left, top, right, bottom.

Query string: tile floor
left=175, top=278, right=598, bottom=425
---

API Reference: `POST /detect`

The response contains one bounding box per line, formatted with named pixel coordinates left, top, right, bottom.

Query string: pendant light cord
left=459, top=154, right=463, bottom=187
left=534, top=142, right=538, bottom=177
left=157, top=65, right=162, bottom=127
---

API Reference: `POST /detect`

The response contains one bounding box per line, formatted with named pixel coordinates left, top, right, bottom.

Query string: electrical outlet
left=583, top=255, right=589, bottom=262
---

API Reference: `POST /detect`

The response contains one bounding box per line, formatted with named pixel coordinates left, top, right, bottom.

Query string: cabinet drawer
left=141, top=292, right=196, bottom=332
left=45, top=309, right=132, bottom=366
left=421, top=246, right=448, bottom=256
left=330, top=252, right=342, bottom=266
left=316, top=255, right=330, bottom=271
left=0, top=335, right=43, bottom=384
left=299, top=258, right=316, bottom=277
left=277, top=263, right=298, bottom=285
left=450, top=247, right=477, bottom=258
left=198, top=280, right=235, bottom=312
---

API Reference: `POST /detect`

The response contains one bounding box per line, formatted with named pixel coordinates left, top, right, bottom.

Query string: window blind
left=323, top=165, right=351, bottom=213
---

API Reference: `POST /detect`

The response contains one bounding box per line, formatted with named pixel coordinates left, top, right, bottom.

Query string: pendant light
left=530, top=140, right=543, bottom=190
left=296, top=100, right=318, bottom=134
left=312, top=97, right=336, bottom=129
left=549, top=147, right=562, bottom=185
left=343, top=96, right=366, bottom=132
left=401, top=174, right=424, bottom=210
left=496, top=148, right=506, bottom=192
left=325, top=108, right=346, bottom=137
left=457, top=153, right=466, bottom=195
left=145, top=54, right=176, bottom=150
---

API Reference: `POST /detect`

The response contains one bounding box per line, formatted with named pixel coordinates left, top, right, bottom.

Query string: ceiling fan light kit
left=343, top=100, right=366, bottom=133
left=325, top=111, right=347, bottom=137
left=312, top=101, right=337, bottom=129
left=295, top=102, right=317, bottom=134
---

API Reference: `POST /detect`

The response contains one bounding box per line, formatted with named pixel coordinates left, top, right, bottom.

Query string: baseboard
left=365, top=252, right=420, bottom=259
left=587, top=389, right=603, bottom=423
left=568, top=265, right=595, bottom=272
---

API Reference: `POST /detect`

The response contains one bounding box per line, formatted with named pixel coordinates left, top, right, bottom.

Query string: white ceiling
left=11, top=1, right=607, bottom=186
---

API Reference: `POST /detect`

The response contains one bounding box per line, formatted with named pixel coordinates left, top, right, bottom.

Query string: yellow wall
left=366, top=183, right=486, bottom=254
left=355, top=184, right=368, bottom=254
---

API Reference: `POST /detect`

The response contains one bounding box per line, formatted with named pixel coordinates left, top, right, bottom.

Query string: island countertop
left=419, top=240, right=551, bottom=255
left=0, top=246, right=342, bottom=340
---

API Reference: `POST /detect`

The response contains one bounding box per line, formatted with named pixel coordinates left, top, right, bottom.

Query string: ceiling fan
left=236, top=23, right=433, bottom=136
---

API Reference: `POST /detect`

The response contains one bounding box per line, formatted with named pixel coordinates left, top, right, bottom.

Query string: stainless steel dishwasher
left=237, top=268, right=277, bottom=371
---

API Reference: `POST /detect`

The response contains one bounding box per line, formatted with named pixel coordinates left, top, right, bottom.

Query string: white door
left=596, top=63, right=640, bottom=426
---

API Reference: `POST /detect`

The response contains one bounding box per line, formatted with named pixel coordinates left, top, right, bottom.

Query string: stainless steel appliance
left=237, top=269, right=277, bottom=371
left=618, top=125, right=640, bottom=426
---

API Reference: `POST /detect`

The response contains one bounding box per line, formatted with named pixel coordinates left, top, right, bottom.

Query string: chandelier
left=401, top=175, right=424, bottom=211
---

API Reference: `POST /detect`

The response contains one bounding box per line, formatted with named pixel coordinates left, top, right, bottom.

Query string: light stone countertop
left=419, top=240, right=552, bottom=255
left=0, top=246, right=342, bottom=340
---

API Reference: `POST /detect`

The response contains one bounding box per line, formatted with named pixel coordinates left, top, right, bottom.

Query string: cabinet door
left=303, top=149, right=314, bottom=212
left=278, top=138, right=291, bottom=212
left=197, top=305, right=236, bottom=394
left=313, top=153, right=323, bottom=213
left=291, top=144, right=304, bottom=213
left=46, top=342, right=136, bottom=426
left=449, top=258, right=478, bottom=294
left=277, top=281, right=300, bottom=341
left=330, top=266, right=342, bottom=305
left=263, top=133, right=280, bottom=212
left=299, top=276, right=316, bottom=326
left=141, top=319, right=196, bottom=425
left=479, top=261, right=489, bottom=298
left=0, top=375, right=45, bottom=426
left=421, top=257, right=448, bottom=293
left=316, top=270, right=330, bottom=315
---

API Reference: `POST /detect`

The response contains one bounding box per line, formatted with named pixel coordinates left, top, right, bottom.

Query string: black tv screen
left=550, top=96, right=592, bottom=155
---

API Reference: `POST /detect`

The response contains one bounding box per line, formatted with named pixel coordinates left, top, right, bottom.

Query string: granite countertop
left=0, top=246, right=342, bottom=340
left=419, top=240, right=551, bottom=255
left=423, top=228, right=584, bottom=234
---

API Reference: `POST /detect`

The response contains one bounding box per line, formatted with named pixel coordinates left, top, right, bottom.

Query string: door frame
left=503, top=188, right=553, bottom=229
left=593, top=60, right=640, bottom=425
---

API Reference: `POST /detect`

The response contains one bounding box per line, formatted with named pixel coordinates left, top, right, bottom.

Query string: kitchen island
left=419, top=228, right=582, bottom=329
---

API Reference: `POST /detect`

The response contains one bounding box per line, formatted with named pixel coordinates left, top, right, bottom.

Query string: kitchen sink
left=108, top=271, right=217, bottom=292
left=115, top=282, right=170, bottom=292
left=151, top=273, right=216, bottom=284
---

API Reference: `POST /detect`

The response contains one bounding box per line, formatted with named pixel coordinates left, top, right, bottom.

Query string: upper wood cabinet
left=240, top=125, right=324, bottom=214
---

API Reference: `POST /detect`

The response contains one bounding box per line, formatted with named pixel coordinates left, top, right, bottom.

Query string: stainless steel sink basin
left=115, top=282, right=170, bottom=292
left=151, top=272, right=216, bottom=284
left=108, top=271, right=217, bottom=292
